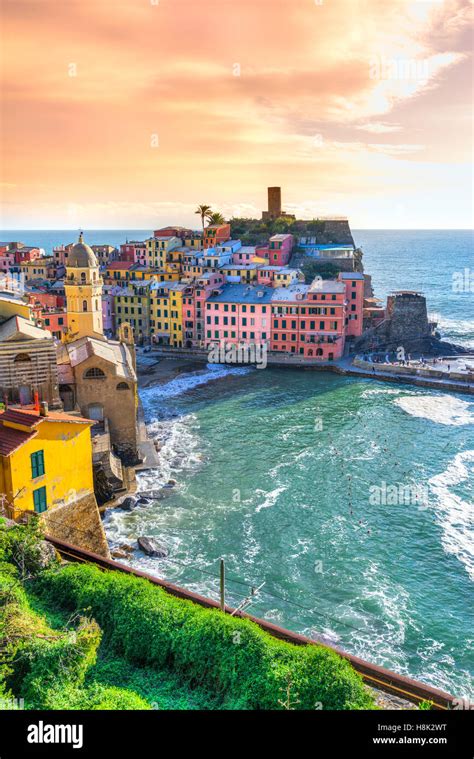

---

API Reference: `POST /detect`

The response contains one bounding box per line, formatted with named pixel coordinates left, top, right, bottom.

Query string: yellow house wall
left=5, top=421, right=94, bottom=516
left=0, top=298, right=32, bottom=322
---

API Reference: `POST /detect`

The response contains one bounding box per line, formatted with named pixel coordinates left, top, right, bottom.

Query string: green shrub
left=34, top=564, right=375, bottom=710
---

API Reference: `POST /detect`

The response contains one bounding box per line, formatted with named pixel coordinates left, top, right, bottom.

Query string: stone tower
left=267, top=187, right=282, bottom=218
left=64, top=232, right=104, bottom=341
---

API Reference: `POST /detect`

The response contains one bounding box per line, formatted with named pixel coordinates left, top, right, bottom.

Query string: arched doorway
left=59, top=384, right=75, bottom=411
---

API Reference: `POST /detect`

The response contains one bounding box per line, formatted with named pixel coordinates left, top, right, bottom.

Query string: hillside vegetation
left=0, top=519, right=376, bottom=710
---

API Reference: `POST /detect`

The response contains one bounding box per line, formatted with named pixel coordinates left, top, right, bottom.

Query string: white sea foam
left=394, top=394, right=474, bottom=426
left=141, top=363, right=252, bottom=406
left=429, top=450, right=474, bottom=580
left=255, top=485, right=287, bottom=513
left=361, top=388, right=404, bottom=398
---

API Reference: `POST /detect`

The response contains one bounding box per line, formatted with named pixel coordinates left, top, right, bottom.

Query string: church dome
left=68, top=232, right=98, bottom=268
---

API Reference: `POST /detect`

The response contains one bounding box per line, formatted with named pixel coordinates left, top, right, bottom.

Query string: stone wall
left=41, top=492, right=110, bottom=558
left=73, top=352, right=139, bottom=464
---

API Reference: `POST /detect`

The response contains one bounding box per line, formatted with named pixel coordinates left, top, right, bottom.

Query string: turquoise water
left=105, top=366, right=474, bottom=699
left=5, top=227, right=473, bottom=696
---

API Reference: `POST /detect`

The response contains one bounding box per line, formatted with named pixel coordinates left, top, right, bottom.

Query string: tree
left=206, top=211, right=226, bottom=226
left=195, top=205, right=212, bottom=230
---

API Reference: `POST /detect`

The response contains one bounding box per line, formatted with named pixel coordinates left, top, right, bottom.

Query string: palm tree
left=206, top=211, right=226, bottom=226
left=195, top=204, right=212, bottom=230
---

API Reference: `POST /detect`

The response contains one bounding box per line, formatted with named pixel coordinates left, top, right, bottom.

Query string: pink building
left=231, top=246, right=259, bottom=265
left=338, top=272, right=364, bottom=338
left=271, top=280, right=346, bottom=359
left=182, top=272, right=225, bottom=347
left=267, top=234, right=294, bottom=266
left=14, top=246, right=42, bottom=264
left=0, top=250, right=16, bottom=272
left=102, top=285, right=120, bottom=334
left=27, top=291, right=65, bottom=310
left=119, top=241, right=146, bottom=264
left=53, top=243, right=74, bottom=267
left=204, top=284, right=273, bottom=348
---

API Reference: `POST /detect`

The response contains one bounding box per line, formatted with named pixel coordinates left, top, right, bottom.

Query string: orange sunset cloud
left=0, top=0, right=472, bottom=228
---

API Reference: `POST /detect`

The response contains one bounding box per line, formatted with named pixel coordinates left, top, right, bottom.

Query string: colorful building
left=220, top=264, right=259, bottom=284
left=145, top=236, right=182, bottom=269
left=256, top=266, right=303, bottom=288
left=119, top=241, right=146, bottom=264
left=203, top=224, right=231, bottom=250
left=267, top=234, right=294, bottom=266
left=64, top=233, right=103, bottom=342
left=205, top=284, right=273, bottom=348
left=271, top=280, right=346, bottom=359
left=20, top=257, right=55, bottom=281
left=150, top=283, right=171, bottom=345
left=114, top=281, right=151, bottom=342
left=0, top=406, right=96, bottom=519
left=338, top=272, right=365, bottom=338
left=91, top=244, right=117, bottom=268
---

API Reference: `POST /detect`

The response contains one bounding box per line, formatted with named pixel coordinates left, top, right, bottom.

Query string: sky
left=1, top=0, right=472, bottom=229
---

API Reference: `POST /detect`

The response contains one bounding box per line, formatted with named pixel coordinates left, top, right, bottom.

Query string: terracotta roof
left=0, top=407, right=95, bottom=427
left=0, top=425, right=37, bottom=456
left=0, top=408, right=42, bottom=428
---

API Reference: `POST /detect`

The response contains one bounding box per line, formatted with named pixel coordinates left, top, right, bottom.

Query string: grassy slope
left=1, top=521, right=375, bottom=710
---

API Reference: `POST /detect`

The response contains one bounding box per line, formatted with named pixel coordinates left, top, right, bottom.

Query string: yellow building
left=0, top=292, right=32, bottom=322
left=20, top=258, right=53, bottom=281
left=64, top=233, right=104, bottom=341
left=168, top=283, right=189, bottom=348
left=0, top=406, right=95, bottom=518
left=149, top=284, right=171, bottom=345
left=114, top=281, right=151, bottom=342
left=145, top=236, right=182, bottom=269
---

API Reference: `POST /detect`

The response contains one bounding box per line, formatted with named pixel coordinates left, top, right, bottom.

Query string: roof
left=0, top=408, right=42, bottom=429
left=271, top=284, right=310, bottom=301
left=0, top=315, right=52, bottom=343
left=0, top=407, right=96, bottom=456
left=270, top=234, right=293, bottom=241
left=0, top=425, right=37, bottom=456
left=221, top=264, right=258, bottom=271
left=258, top=266, right=298, bottom=273
left=207, top=284, right=274, bottom=305
left=308, top=279, right=345, bottom=293
left=107, top=261, right=134, bottom=270
left=58, top=336, right=136, bottom=381
left=338, top=272, right=365, bottom=280
left=68, top=234, right=98, bottom=269
left=0, top=407, right=95, bottom=426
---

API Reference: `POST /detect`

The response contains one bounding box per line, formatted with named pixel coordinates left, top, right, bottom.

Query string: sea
left=3, top=228, right=473, bottom=698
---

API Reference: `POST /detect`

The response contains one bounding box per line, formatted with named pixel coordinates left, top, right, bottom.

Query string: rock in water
left=111, top=549, right=129, bottom=560
left=137, top=536, right=168, bottom=558
left=136, top=497, right=150, bottom=506
left=163, top=479, right=177, bottom=489
left=119, top=496, right=137, bottom=511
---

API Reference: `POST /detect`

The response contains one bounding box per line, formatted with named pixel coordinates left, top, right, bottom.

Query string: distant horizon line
left=1, top=227, right=473, bottom=232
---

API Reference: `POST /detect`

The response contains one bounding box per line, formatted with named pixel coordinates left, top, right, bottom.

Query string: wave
left=429, top=450, right=474, bottom=580
left=254, top=485, right=287, bottom=513
left=140, top=363, right=253, bottom=406
left=394, top=394, right=474, bottom=426
left=432, top=315, right=474, bottom=348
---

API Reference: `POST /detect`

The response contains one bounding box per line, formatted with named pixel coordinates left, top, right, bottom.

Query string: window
left=31, top=450, right=45, bottom=478
left=84, top=367, right=106, bottom=379
left=33, top=486, right=47, bottom=513
left=116, top=382, right=129, bottom=390
left=82, top=300, right=88, bottom=311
